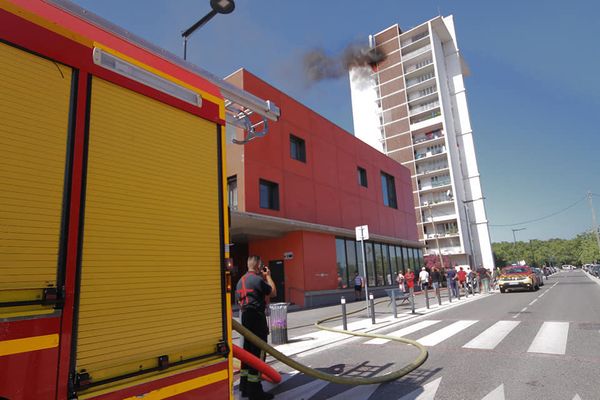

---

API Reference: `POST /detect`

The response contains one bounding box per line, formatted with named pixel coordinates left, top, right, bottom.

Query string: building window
left=335, top=239, right=348, bottom=289
left=227, top=175, right=238, bottom=211
left=290, top=134, right=306, bottom=163
left=381, top=172, right=398, bottom=208
left=335, top=237, right=421, bottom=288
left=357, top=167, right=368, bottom=187
left=259, top=179, right=279, bottom=210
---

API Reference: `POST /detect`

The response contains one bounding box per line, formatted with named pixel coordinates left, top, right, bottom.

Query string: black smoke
left=302, top=43, right=386, bottom=84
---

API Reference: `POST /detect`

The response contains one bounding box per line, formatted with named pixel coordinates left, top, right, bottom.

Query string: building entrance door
left=268, top=260, right=285, bottom=303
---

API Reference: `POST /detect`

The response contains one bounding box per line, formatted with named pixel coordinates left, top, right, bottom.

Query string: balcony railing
left=431, top=178, right=451, bottom=188
left=407, top=85, right=437, bottom=102
left=416, top=165, right=449, bottom=176
left=401, top=31, right=429, bottom=48
left=413, top=130, right=443, bottom=144
left=410, top=101, right=440, bottom=116
left=402, top=44, right=431, bottom=61
left=406, top=71, right=435, bottom=88
left=411, top=109, right=442, bottom=125
left=404, top=58, right=433, bottom=74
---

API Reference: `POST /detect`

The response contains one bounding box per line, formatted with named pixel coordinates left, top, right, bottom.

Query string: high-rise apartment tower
left=349, top=16, right=494, bottom=270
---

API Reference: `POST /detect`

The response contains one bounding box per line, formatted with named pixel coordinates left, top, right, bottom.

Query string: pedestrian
left=446, top=267, right=458, bottom=298
left=353, top=271, right=364, bottom=301
left=478, top=267, right=490, bottom=294
left=419, top=267, right=430, bottom=291
left=235, top=255, right=276, bottom=400
left=405, top=269, right=415, bottom=292
left=467, top=269, right=477, bottom=294
left=431, top=267, right=441, bottom=298
left=396, top=271, right=406, bottom=293
left=457, top=266, right=467, bottom=295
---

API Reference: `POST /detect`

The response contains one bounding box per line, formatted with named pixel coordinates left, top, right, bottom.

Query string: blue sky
left=73, top=0, right=600, bottom=243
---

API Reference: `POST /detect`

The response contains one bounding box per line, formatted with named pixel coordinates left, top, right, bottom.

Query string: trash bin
left=268, top=302, right=288, bottom=345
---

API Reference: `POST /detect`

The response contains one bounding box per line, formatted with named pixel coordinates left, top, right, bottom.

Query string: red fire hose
left=232, top=344, right=282, bottom=384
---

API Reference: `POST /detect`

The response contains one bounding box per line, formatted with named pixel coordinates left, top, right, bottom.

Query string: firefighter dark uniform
left=236, top=270, right=273, bottom=400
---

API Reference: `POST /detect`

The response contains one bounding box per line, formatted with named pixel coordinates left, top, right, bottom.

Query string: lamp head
left=210, top=0, right=235, bottom=14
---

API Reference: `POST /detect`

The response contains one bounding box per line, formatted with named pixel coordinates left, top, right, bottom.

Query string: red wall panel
left=231, top=70, right=418, bottom=243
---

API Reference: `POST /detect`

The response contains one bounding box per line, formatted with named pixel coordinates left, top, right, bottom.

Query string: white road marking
left=272, top=378, right=329, bottom=400
left=481, top=384, right=505, bottom=400
left=528, top=298, right=538, bottom=305
left=417, top=320, right=478, bottom=347
left=397, top=377, right=442, bottom=400
left=512, top=307, right=528, bottom=319
left=572, top=394, right=582, bottom=400
left=528, top=321, right=570, bottom=355
left=463, top=321, right=520, bottom=350
left=365, top=320, right=442, bottom=345
left=327, top=383, right=380, bottom=400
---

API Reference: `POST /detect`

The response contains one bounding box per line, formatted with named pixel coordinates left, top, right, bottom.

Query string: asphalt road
left=252, top=270, right=600, bottom=400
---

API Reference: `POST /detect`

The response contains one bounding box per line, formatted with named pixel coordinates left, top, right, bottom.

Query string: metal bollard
left=409, top=287, right=415, bottom=314
left=369, top=294, right=376, bottom=324
left=437, top=288, right=442, bottom=306
left=448, top=284, right=452, bottom=303
left=391, top=291, right=398, bottom=318
left=425, top=287, right=430, bottom=309
left=341, top=296, right=347, bottom=331
left=457, top=283, right=461, bottom=300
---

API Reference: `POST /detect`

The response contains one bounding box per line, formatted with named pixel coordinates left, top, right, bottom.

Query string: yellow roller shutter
left=0, top=42, right=71, bottom=311
left=76, top=77, right=223, bottom=385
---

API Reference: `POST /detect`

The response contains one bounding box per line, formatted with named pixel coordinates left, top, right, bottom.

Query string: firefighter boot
left=239, top=372, right=248, bottom=398
left=247, top=381, right=274, bottom=400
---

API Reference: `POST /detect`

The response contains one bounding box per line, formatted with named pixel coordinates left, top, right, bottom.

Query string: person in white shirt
left=419, top=267, right=430, bottom=291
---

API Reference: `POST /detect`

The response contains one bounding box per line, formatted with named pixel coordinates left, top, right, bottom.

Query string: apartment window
left=259, top=179, right=279, bottom=210
left=357, top=167, right=368, bottom=187
left=381, top=172, right=397, bottom=208
left=290, top=134, right=306, bottom=162
left=227, top=175, right=238, bottom=211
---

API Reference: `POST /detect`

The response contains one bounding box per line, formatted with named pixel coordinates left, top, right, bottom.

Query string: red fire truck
left=0, top=1, right=279, bottom=398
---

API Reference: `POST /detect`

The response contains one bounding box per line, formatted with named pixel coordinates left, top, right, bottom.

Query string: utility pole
left=588, top=191, right=600, bottom=254
left=511, top=227, right=526, bottom=264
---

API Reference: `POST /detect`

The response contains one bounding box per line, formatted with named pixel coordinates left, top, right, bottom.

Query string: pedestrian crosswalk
left=527, top=321, right=569, bottom=355
left=364, top=318, right=573, bottom=355
left=463, top=321, right=520, bottom=350
left=417, top=320, right=478, bottom=346
left=236, top=373, right=585, bottom=400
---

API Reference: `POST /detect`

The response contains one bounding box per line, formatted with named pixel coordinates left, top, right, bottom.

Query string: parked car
left=532, top=268, right=545, bottom=286
left=498, top=266, right=539, bottom=293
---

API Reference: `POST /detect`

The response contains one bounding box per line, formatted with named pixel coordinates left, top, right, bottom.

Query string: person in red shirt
left=457, top=267, right=467, bottom=295
left=405, top=269, right=415, bottom=290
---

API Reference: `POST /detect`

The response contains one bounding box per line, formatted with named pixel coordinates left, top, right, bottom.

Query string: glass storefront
left=336, top=237, right=422, bottom=288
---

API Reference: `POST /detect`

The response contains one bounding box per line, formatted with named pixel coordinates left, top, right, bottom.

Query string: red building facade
left=226, top=69, right=423, bottom=307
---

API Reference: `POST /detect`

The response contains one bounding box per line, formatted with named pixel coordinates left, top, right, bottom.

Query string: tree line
left=492, top=231, right=600, bottom=267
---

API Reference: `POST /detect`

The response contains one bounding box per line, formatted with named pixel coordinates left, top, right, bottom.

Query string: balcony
left=414, top=147, right=446, bottom=160
left=401, top=31, right=429, bottom=48
left=418, top=181, right=452, bottom=193
left=415, top=165, right=449, bottom=178
left=406, top=71, right=435, bottom=88
left=407, top=88, right=437, bottom=105
left=402, top=44, right=432, bottom=62
left=404, top=58, right=433, bottom=75
left=410, top=109, right=442, bottom=125
left=409, top=100, right=440, bottom=116
left=419, top=199, right=454, bottom=208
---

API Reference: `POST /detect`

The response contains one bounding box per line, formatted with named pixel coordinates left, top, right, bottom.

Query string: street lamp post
left=181, top=0, right=236, bottom=60
left=511, top=227, right=526, bottom=264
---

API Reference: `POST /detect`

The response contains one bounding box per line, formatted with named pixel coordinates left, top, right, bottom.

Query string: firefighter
left=236, top=255, right=277, bottom=400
